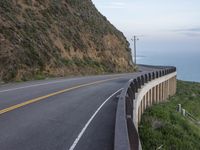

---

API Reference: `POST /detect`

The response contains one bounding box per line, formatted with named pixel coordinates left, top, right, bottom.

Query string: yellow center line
left=0, top=77, right=122, bottom=115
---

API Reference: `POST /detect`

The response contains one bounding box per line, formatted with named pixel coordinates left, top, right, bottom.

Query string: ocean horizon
left=137, top=51, right=200, bottom=83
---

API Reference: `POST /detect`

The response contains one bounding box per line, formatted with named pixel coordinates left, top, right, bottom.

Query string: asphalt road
left=0, top=69, right=152, bottom=150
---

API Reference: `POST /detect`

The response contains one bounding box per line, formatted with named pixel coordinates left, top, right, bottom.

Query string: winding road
left=0, top=67, right=156, bottom=150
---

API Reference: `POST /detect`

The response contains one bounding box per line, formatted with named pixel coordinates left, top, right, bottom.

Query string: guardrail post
left=133, top=79, right=138, bottom=93
left=162, top=70, right=165, bottom=76
left=156, top=71, right=159, bottom=78
left=177, top=104, right=182, bottom=113
left=167, top=69, right=170, bottom=74
left=137, top=77, right=141, bottom=89
left=130, top=82, right=136, bottom=99
left=157, top=85, right=159, bottom=103
left=152, top=72, right=155, bottom=79
left=164, top=70, right=167, bottom=75
left=144, top=74, right=148, bottom=83
left=127, top=87, right=134, bottom=100
left=141, top=75, right=145, bottom=85
left=182, top=109, right=186, bottom=116
left=126, top=96, right=133, bottom=119
left=159, top=71, right=162, bottom=77
left=148, top=73, right=152, bottom=81
left=127, top=118, right=139, bottom=150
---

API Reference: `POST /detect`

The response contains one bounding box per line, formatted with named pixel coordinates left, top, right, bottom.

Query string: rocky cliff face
left=0, top=0, right=134, bottom=81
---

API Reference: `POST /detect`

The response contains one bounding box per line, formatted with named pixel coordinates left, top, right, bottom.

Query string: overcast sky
left=92, top=0, right=200, bottom=54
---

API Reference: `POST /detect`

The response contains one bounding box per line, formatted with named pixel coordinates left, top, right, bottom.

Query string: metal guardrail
left=114, top=66, right=176, bottom=150
left=178, top=104, right=200, bottom=125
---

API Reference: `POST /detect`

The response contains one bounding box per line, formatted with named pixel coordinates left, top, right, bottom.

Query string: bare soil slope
left=0, top=0, right=134, bottom=81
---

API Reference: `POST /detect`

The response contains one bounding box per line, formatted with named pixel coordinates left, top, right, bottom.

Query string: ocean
left=137, top=51, right=200, bottom=83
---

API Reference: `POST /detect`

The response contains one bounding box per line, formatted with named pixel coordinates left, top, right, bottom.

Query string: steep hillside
left=0, top=0, right=134, bottom=82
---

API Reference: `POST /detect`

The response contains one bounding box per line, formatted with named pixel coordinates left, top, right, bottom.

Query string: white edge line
left=0, top=74, right=126, bottom=93
left=68, top=88, right=123, bottom=150
left=0, top=79, right=78, bottom=93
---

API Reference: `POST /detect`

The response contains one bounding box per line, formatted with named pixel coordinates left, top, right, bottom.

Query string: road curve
left=0, top=69, right=152, bottom=150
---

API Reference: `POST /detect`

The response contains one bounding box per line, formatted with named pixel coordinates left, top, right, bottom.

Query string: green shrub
left=139, top=81, right=200, bottom=150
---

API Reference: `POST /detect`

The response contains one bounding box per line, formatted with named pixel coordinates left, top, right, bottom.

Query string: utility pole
left=131, top=36, right=139, bottom=64
left=133, top=36, right=137, bottom=64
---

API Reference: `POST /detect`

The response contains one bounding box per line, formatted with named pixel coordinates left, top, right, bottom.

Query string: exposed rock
left=0, top=0, right=135, bottom=81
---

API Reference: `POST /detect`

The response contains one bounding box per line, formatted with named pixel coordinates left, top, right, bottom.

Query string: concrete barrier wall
left=114, top=67, right=177, bottom=150
left=134, top=72, right=177, bottom=127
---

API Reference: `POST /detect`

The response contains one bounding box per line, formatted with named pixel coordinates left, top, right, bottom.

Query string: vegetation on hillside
left=0, top=0, right=134, bottom=82
left=139, top=80, right=200, bottom=150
